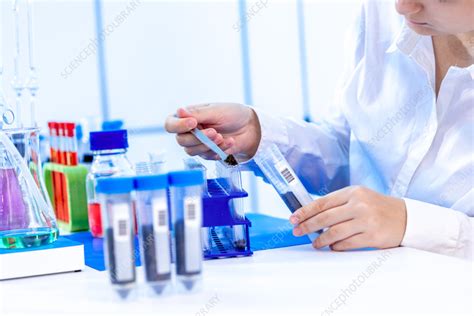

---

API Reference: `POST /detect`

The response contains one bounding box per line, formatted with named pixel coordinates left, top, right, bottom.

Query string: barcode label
left=152, top=198, right=169, bottom=232
left=187, top=203, right=196, bottom=220
left=118, top=220, right=127, bottom=236
left=281, top=168, right=295, bottom=184
left=158, top=209, right=167, bottom=226
left=113, top=203, right=131, bottom=242
left=184, top=197, right=201, bottom=225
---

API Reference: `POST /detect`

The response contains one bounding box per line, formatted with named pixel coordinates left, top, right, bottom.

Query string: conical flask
left=0, top=128, right=58, bottom=249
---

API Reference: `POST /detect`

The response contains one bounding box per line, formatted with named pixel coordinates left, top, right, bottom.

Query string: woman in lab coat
left=165, top=0, right=474, bottom=259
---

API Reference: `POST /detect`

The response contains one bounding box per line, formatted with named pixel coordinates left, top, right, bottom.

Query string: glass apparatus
left=0, top=128, right=58, bottom=249
left=86, top=130, right=135, bottom=237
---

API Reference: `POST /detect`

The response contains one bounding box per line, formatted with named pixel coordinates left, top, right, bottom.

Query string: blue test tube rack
left=202, top=178, right=253, bottom=259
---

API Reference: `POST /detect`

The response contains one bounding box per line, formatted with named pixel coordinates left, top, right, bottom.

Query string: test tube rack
left=202, top=178, right=253, bottom=259
left=43, top=163, right=89, bottom=232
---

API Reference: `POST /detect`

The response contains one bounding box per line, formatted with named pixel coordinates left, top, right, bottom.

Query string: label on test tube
left=275, top=160, right=313, bottom=207
left=152, top=198, right=171, bottom=275
left=109, top=202, right=135, bottom=283
left=276, top=160, right=296, bottom=186
left=183, top=197, right=202, bottom=273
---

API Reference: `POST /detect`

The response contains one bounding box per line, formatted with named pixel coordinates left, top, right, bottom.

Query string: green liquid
left=0, top=227, right=59, bottom=249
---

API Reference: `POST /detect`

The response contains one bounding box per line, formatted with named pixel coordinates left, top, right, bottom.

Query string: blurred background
left=0, top=0, right=359, bottom=218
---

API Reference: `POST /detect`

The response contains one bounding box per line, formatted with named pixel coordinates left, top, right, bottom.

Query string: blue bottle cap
left=96, top=177, right=135, bottom=194
left=134, top=174, right=168, bottom=191
left=90, top=129, right=128, bottom=151
left=102, top=120, right=124, bottom=131
left=76, top=124, right=83, bottom=141
left=168, top=170, right=204, bottom=187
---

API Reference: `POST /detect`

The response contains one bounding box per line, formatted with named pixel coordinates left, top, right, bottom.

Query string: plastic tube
left=254, top=144, right=320, bottom=241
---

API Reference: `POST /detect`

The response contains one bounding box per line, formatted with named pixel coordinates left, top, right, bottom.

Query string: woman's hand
left=164, top=103, right=261, bottom=160
left=290, top=186, right=407, bottom=251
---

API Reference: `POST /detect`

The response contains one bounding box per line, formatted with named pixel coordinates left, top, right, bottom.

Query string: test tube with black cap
left=168, top=170, right=204, bottom=292
left=135, top=174, right=172, bottom=295
left=96, top=177, right=136, bottom=299
left=254, top=144, right=321, bottom=241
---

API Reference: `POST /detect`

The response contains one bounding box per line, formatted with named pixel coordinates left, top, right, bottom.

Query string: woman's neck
left=439, top=31, right=474, bottom=67
left=432, top=31, right=474, bottom=97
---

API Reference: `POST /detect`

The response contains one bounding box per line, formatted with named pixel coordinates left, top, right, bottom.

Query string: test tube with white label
left=168, top=170, right=204, bottom=292
left=183, top=157, right=211, bottom=253
left=96, top=177, right=136, bottom=299
left=254, top=144, right=320, bottom=241
left=135, top=174, right=172, bottom=295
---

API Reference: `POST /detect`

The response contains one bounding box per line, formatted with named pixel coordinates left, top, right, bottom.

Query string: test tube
left=96, top=177, right=136, bottom=299
left=183, top=158, right=210, bottom=253
left=47, top=122, right=58, bottom=163
left=135, top=175, right=172, bottom=295
left=168, top=170, right=204, bottom=292
left=254, top=144, right=320, bottom=241
left=57, top=123, right=66, bottom=165
left=216, top=161, right=247, bottom=250
left=47, top=122, right=61, bottom=219
left=64, top=122, right=78, bottom=166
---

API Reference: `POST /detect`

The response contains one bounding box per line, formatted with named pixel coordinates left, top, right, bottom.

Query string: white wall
left=1, top=0, right=359, bottom=218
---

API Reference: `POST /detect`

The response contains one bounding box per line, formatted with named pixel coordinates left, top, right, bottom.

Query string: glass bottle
left=86, top=130, right=135, bottom=237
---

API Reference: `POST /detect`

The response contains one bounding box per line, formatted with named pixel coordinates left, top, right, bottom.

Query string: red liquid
left=67, top=152, right=78, bottom=166
left=88, top=202, right=103, bottom=237
left=87, top=202, right=138, bottom=238
left=61, top=172, right=70, bottom=223
left=53, top=171, right=64, bottom=221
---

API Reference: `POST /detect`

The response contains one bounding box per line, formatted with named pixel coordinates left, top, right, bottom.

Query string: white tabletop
left=0, top=245, right=472, bottom=316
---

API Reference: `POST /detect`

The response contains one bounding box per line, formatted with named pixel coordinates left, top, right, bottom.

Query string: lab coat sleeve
left=247, top=107, right=351, bottom=195
left=242, top=3, right=367, bottom=194
left=402, top=197, right=474, bottom=260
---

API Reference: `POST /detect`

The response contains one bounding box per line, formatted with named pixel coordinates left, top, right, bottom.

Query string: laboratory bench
left=1, top=244, right=472, bottom=315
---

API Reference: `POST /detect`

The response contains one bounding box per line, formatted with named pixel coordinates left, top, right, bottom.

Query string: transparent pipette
left=11, top=0, right=24, bottom=128
left=0, top=3, right=15, bottom=129
left=190, top=128, right=238, bottom=166
left=25, top=0, right=38, bottom=127
left=254, top=144, right=321, bottom=242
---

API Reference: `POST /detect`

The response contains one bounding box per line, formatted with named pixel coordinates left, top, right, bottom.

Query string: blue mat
left=65, top=213, right=312, bottom=271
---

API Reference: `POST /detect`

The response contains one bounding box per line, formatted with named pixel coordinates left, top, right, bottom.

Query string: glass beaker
left=0, top=128, right=58, bottom=249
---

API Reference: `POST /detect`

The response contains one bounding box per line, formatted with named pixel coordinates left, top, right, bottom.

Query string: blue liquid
left=0, top=227, right=59, bottom=249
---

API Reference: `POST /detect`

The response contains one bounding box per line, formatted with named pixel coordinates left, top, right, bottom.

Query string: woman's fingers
left=293, top=204, right=355, bottom=236
left=313, top=219, right=365, bottom=249
left=330, top=233, right=370, bottom=251
left=290, top=187, right=353, bottom=224
left=165, top=114, right=197, bottom=133
left=184, top=138, right=234, bottom=157
left=176, top=128, right=222, bottom=147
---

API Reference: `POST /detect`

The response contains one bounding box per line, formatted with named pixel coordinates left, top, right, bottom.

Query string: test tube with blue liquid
left=254, top=144, right=320, bottom=241
left=168, top=170, right=204, bottom=292
left=96, top=177, right=136, bottom=299
left=135, top=174, right=172, bottom=295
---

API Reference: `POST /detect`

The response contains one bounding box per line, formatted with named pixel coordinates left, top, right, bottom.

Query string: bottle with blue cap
left=135, top=174, right=172, bottom=295
left=96, top=176, right=136, bottom=299
left=86, top=129, right=135, bottom=238
left=168, top=169, right=204, bottom=292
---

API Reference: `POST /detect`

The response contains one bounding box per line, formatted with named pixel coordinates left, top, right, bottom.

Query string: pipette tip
left=224, top=154, right=238, bottom=166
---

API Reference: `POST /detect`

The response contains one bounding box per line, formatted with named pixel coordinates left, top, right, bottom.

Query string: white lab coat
left=248, top=0, right=473, bottom=260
